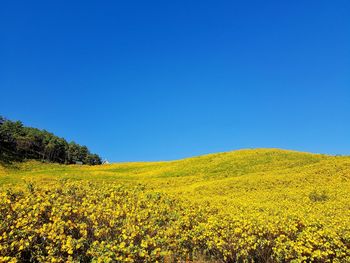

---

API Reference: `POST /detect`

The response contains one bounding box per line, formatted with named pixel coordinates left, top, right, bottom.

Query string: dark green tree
left=0, top=116, right=102, bottom=165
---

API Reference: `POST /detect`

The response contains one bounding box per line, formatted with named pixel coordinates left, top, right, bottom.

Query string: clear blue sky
left=1, top=1, right=349, bottom=161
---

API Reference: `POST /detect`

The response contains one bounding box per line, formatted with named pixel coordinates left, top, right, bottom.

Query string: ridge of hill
left=0, top=148, right=348, bottom=188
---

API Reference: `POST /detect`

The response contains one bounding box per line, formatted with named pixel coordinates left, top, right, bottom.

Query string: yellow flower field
left=0, top=149, right=349, bottom=262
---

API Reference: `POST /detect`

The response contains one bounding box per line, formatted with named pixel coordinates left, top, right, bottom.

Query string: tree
left=67, top=142, right=80, bottom=163
left=0, top=116, right=102, bottom=165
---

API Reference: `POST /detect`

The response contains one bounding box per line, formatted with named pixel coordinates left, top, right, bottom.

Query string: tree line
left=0, top=116, right=102, bottom=165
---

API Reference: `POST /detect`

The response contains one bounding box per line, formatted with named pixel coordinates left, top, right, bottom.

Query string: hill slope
left=1, top=148, right=349, bottom=214
left=1, top=148, right=350, bottom=262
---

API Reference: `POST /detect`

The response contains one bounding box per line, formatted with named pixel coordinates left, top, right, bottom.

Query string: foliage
left=0, top=149, right=350, bottom=262
left=309, top=190, right=330, bottom=202
left=0, top=116, right=101, bottom=165
left=0, top=181, right=349, bottom=262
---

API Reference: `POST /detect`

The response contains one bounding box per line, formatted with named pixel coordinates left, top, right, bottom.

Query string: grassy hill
left=1, top=148, right=350, bottom=262
left=0, top=148, right=335, bottom=182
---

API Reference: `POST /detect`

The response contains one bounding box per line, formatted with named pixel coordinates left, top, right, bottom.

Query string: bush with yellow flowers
left=0, top=181, right=211, bottom=262
left=0, top=180, right=349, bottom=262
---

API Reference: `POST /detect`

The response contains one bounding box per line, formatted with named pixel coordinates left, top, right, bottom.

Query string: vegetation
left=0, top=149, right=350, bottom=262
left=0, top=116, right=101, bottom=165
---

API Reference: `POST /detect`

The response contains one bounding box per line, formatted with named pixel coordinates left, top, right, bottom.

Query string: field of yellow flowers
left=0, top=149, right=350, bottom=262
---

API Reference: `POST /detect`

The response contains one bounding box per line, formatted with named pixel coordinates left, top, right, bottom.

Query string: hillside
left=1, top=148, right=350, bottom=262
left=0, top=116, right=101, bottom=165
left=1, top=148, right=350, bottom=213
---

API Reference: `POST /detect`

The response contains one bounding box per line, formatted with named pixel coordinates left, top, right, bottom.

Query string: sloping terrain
left=0, top=148, right=332, bottom=182
left=1, top=148, right=350, bottom=262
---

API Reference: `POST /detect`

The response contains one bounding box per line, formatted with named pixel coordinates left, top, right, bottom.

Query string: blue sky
left=1, top=1, right=349, bottom=161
